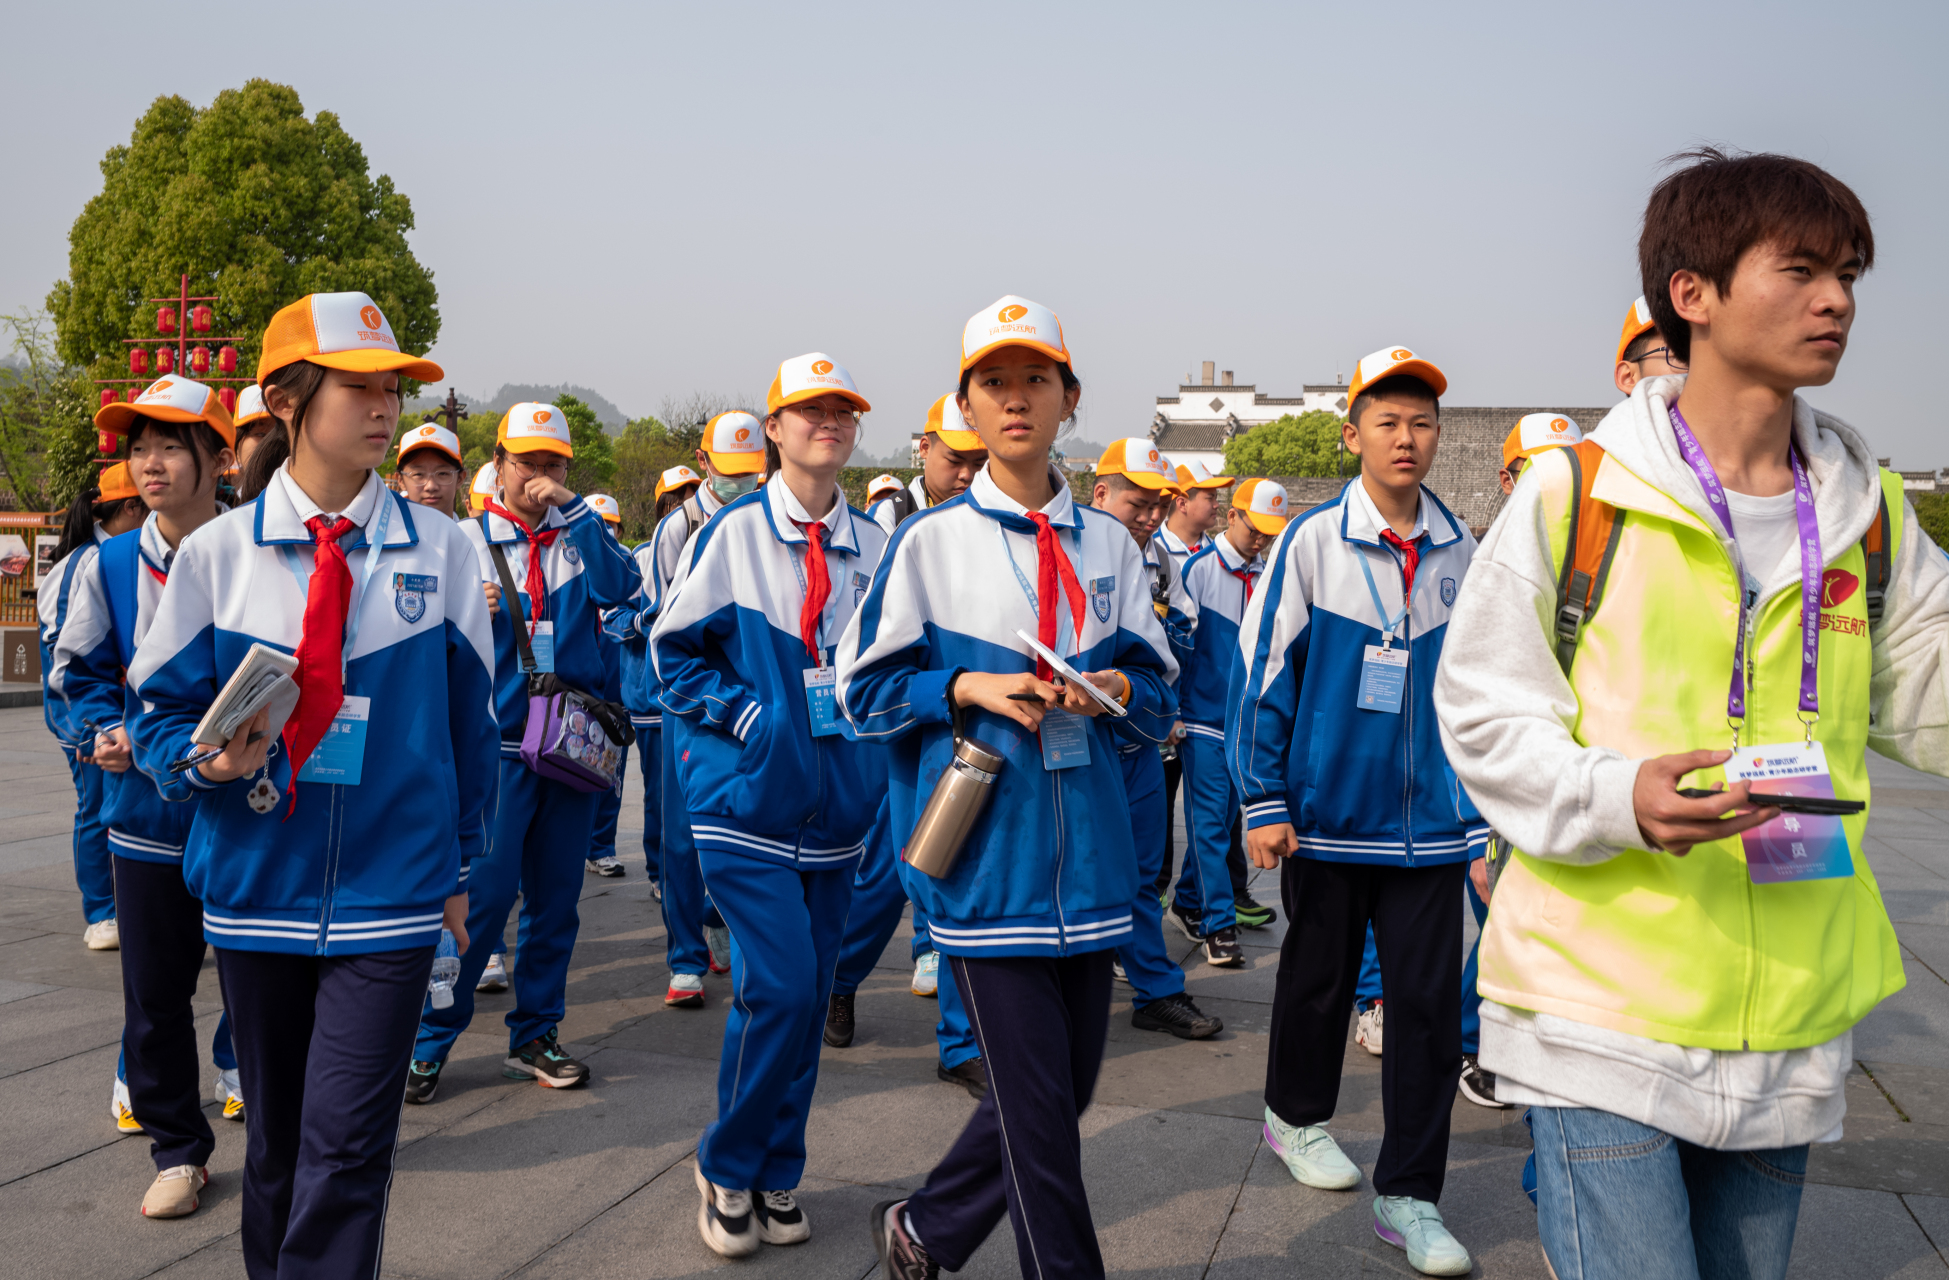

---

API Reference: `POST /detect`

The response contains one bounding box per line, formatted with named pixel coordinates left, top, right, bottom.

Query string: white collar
left=968, top=463, right=1078, bottom=527
left=277, top=465, right=381, bottom=530
left=1208, top=529, right=1263, bottom=574
left=1349, top=474, right=1425, bottom=544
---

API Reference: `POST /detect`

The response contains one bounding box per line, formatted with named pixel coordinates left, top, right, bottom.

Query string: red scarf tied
left=1379, top=528, right=1421, bottom=598
left=1024, top=512, right=1086, bottom=681
left=794, top=520, right=830, bottom=660
left=285, top=515, right=356, bottom=781
left=484, top=499, right=561, bottom=636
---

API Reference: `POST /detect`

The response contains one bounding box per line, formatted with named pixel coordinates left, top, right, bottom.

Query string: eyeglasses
left=508, top=457, right=570, bottom=478
left=787, top=404, right=861, bottom=428
left=400, top=468, right=460, bottom=484
left=1633, top=345, right=1686, bottom=369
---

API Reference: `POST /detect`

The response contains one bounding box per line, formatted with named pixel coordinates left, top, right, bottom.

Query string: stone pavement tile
left=1904, top=1194, right=1949, bottom=1262
left=1811, top=1108, right=1949, bottom=1197
left=0, top=861, right=97, bottom=893
left=1868, top=1062, right=1949, bottom=1128
left=1786, top=1184, right=1949, bottom=1277
left=590, top=991, right=739, bottom=1065
left=1182, top=941, right=1281, bottom=1008
left=1876, top=837, right=1949, bottom=882
left=378, top=1046, right=720, bottom=1280
left=0, top=832, right=84, bottom=877
left=145, top=1236, right=245, bottom=1279
left=0, top=884, right=82, bottom=931
left=1902, top=923, right=1949, bottom=977
left=1094, top=1027, right=1267, bottom=1122
left=801, top=1068, right=980, bottom=1189
left=0, top=977, right=56, bottom=1003
left=1856, top=958, right=1949, bottom=1067
left=1208, top=1132, right=1547, bottom=1279
left=0, top=984, right=124, bottom=1079
left=1887, top=885, right=1949, bottom=929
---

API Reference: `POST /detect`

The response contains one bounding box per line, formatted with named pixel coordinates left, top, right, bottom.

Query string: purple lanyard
left=1669, top=405, right=1823, bottom=741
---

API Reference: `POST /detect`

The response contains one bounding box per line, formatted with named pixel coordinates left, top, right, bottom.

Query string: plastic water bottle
left=428, top=929, right=460, bottom=1009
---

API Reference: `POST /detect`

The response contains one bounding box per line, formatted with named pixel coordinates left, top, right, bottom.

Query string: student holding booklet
left=127, top=292, right=498, bottom=1279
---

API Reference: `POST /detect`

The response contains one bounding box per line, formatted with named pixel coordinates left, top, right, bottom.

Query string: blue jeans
left=1528, top=1105, right=1807, bottom=1280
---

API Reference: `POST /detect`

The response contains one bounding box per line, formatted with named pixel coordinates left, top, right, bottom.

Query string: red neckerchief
left=1379, top=528, right=1420, bottom=598
left=484, top=499, right=562, bottom=636
left=284, top=515, right=356, bottom=812
left=1024, top=512, right=1086, bottom=681
left=794, top=520, right=830, bottom=660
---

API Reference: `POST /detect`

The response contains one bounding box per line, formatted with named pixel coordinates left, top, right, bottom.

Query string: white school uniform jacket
left=867, top=475, right=931, bottom=536
left=127, top=468, right=500, bottom=955
left=836, top=467, right=1180, bottom=957
left=38, top=525, right=107, bottom=748
left=651, top=477, right=888, bottom=866
left=612, top=485, right=724, bottom=720
left=1155, top=524, right=1203, bottom=574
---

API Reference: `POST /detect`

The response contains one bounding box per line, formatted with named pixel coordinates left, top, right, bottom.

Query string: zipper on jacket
left=1401, top=547, right=1415, bottom=868
left=1051, top=769, right=1068, bottom=956
left=316, top=783, right=342, bottom=956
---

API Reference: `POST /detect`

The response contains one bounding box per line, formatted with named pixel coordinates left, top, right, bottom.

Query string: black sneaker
left=1459, top=1053, right=1512, bottom=1109
left=871, top=1198, right=940, bottom=1280
left=1167, top=900, right=1204, bottom=941
left=937, top=1057, right=988, bottom=1101
left=403, top=1059, right=442, bottom=1105
left=824, top=992, right=856, bottom=1048
left=753, top=1188, right=811, bottom=1244
left=1234, top=893, right=1277, bottom=930
left=1131, top=991, right=1224, bottom=1040
left=504, top=1029, right=590, bottom=1088
left=695, top=1164, right=759, bottom=1257
left=1203, top=925, right=1244, bottom=967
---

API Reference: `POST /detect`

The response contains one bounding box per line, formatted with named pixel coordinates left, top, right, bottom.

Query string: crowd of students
left=33, top=147, right=1938, bottom=1280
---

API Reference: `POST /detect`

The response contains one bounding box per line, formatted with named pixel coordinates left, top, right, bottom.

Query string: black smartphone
left=1678, top=787, right=1865, bottom=816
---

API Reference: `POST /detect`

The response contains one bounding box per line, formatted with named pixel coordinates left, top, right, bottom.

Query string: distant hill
left=404, top=383, right=629, bottom=433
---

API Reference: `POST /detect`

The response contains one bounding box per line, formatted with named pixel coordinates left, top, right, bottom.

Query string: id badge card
left=1040, top=708, right=1091, bottom=770
left=1357, top=644, right=1408, bottom=714
left=526, top=621, right=556, bottom=673
left=1725, top=742, right=1855, bottom=883
left=296, top=696, right=371, bottom=786
left=803, top=665, right=843, bottom=738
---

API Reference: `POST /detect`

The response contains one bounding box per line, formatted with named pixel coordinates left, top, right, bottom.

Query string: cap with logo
left=767, top=354, right=871, bottom=416
left=655, top=464, right=703, bottom=501
left=1174, top=459, right=1234, bottom=490
left=256, top=291, right=442, bottom=385
left=94, top=374, right=238, bottom=447
left=960, top=296, right=1071, bottom=374
left=497, top=403, right=574, bottom=459
left=1348, top=346, right=1448, bottom=411
left=97, top=462, right=139, bottom=503
left=865, top=473, right=902, bottom=502
left=233, top=384, right=270, bottom=428
left=1096, top=438, right=1175, bottom=491
left=1616, top=296, right=1658, bottom=365
left=585, top=494, right=622, bottom=524
left=704, top=411, right=766, bottom=476
left=924, top=394, right=983, bottom=453
left=397, top=421, right=463, bottom=466
left=471, top=461, right=500, bottom=500
left=1502, top=413, right=1585, bottom=469
left=1232, top=477, right=1292, bottom=536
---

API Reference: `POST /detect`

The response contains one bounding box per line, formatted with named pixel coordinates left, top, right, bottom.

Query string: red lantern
left=190, top=305, right=213, bottom=333
left=154, top=347, right=174, bottom=375
left=129, top=348, right=148, bottom=375
left=125, top=388, right=141, bottom=402
left=217, top=345, right=238, bottom=374
left=218, top=387, right=237, bottom=414
left=99, top=389, right=117, bottom=410
left=156, top=306, right=178, bottom=335
left=98, top=430, right=120, bottom=455
left=189, top=345, right=211, bottom=375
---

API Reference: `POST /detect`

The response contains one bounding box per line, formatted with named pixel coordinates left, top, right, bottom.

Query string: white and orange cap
left=1348, top=345, right=1448, bottom=408
left=924, top=394, right=983, bottom=452
left=1503, top=413, right=1584, bottom=469
left=656, top=464, right=703, bottom=501
left=586, top=494, right=622, bottom=524
left=1232, top=477, right=1291, bottom=536
left=1174, top=459, right=1233, bottom=490
left=865, top=473, right=903, bottom=502
left=233, top=383, right=269, bottom=428
left=960, top=295, right=1071, bottom=373
left=97, top=462, right=139, bottom=503
left=95, top=374, right=237, bottom=447
left=1616, top=296, right=1658, bottom=365
left=1096, top=438, right=1175, bottom=491
left=497, top=403, right=574, bottom=458
left=397, top=421, right=462, bottom=466
left=256, top=291, right=442, bottom=385
left=704, top=411, right=766, bottom=476
left=767, top=353, right=871, bottom=416
left=471, top=460, right=500, bottom=499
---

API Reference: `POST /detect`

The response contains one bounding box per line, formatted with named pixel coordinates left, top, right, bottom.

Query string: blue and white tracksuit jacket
left=51, top=515, right=199, bottom=863
left=651, top=480, right=888, bottom=865
left=866, top=475, right=930, bottom=537
left=39, top=527, right=107, bottom=749
left=1155, top=525, right=1204, bottom=577
left=127, top=468, right=500, bottom=954
left=1173, top=534, right=1261, bottom=928
left=1226, top=479, right=1487, bottom=865
left=835, top=466, right=1179, bottom=958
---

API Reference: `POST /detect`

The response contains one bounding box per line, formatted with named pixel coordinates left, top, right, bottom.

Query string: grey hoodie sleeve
left=1432, top=458, right=1647, bottom=864
left=1868, top=499, right=1949, bottom=772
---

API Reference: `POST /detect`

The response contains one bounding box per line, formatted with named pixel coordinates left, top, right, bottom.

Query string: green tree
left=554, top=393, right=615, bottom=495
left=1223, top=410, right=1346, bottom=478
left=613, top=415, right=703, bottom=539
left=0, top=310, right=96, bottom=511
left=48, top=80, right=437, bottom=395
left=1913, top=493, right=1949, bottom=553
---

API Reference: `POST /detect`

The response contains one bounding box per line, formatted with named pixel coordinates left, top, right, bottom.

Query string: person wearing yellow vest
left=1434, top=149, right=1930, bottom=1280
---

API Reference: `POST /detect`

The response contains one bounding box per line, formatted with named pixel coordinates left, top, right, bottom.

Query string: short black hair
left=1349, top=375, right=1440, bottom=428
left=1622, top=328, right=1665, bottom=364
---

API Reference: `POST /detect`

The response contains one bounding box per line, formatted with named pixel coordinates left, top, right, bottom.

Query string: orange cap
left=1616, top=296, right=1658, bottom=365
left=233, top=384, right=270, bottom=427
left=94, top=374, right=237, bottom=448
left=257, top=291, right=442, bottom=385
left=960, top=296, right=1071, bottom=374
left=1348, top=346, right=1447, bottom=410
left=586, top=494, right=622, bottom=524
left=924, top=394, right=984, bottom=452
left=1232, top=477, right=1292, bottom=536
left=703, top=411, right=766, bottom=476
left=865, top=473, right=903, bottom=502
left=397, top=421, right=463, bottom=466
left=1095, top=438, right=1175, bottom=490
left=767, top=353, right=870, bottom=414
left=96, top=462, right=138, bottom=503
left=656, top=464, right=704, bottom=501
left=1501, top=413, right=1585, bottom=469
left=497, top=403, right=574, bottom=459
left=1174, top=460, right=1233, bottom=490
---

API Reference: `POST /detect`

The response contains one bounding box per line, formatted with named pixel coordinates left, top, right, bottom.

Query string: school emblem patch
left=852, top=570, right=871, bottom=605
left=1440, top=577, right=1457, bottom=607
left=394, top=572, right=437, bottom=624
left=561, top=541, right=581, bottom=565
left=1090, top=575, right=1116, bottom=623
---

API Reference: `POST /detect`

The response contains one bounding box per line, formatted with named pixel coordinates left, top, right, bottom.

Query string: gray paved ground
left=0, top=703, right=1944, bottom=1277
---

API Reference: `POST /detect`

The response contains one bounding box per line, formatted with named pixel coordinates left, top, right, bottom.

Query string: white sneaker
left=112, top=1077, right=142, bottom=1133
left=476, top=952, right=510, bottom=992
left=911, top=951, right=940, bottom=997
left=1112, top=959, right=1129, bottom=983
left=1263, top=1107, right=1361, bottom=1190
left=141, top=1164, right=208, bottom=1218
left=84, top=918, right=120, bottom=951
left=1355, top=1000, right=1384, bottom=1056
left=753, top=1188, right=811, bottom=1244
left=666, top=972, right=706, bottom=1007
left=214, top=1068, right=244, bottom=1121
left=694, top=1164, right=759, bottom=1257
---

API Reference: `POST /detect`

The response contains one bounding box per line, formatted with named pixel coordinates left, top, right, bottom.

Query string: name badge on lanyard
left=525, top=620, right=556, bottom=673
left=296, top=695, right=372, bottom=785
left=1039, top=708, right=1091, bottom=770
left=1354, top=543, right=1414, bottom=714
left=1725, top=742, right=1854, bottom=882
left=804, top=659, right=844, bottom=738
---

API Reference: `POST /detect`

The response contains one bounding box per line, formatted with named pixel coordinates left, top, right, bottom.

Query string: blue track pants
left=660, top=729, right=714, bottom=976
left=1173, top=730, right=1238, bottom=935
left=66, top=747, right=115, bottom=924
left=1115, top=746, right=1185, bottom=1006
left=588, top=732, right=632, bottom=861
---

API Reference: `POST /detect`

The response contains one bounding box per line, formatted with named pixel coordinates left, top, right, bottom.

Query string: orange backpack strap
left=1862, top=488, right=1890, bottom=629
left=1553, top=440, right=1625, bottom=673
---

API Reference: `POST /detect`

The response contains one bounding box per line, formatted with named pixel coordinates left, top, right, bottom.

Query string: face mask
left=710, top=473, right=759, bottom=503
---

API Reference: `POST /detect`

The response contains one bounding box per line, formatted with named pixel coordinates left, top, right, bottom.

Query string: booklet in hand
left=190, top=643, right=300, bottom=748
left=1013, top=629, right=1128, bottom=719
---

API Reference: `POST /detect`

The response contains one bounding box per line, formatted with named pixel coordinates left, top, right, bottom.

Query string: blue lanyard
left=276, top=491, right=394, bottom=673
left=1356, top=544, right=1413, bottom=649
left=996, top=520, right=1084, bottom=656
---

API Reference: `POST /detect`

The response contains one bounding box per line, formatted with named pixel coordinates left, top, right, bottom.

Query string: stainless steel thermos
left=903, top=735, right=1005, bottom=879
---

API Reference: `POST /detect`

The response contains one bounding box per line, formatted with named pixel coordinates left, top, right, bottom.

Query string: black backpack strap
left=887, top=487, right=919, bottom=527
left=488, top=542, right=538, bottom=675
left=1863, top=488, right=1891, bottom=630
left=681, top=494, right=705, bottom=541
left=1552, top=448, right=1586, bottom=672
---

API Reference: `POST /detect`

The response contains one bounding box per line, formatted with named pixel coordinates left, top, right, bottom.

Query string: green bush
left=1223, top=411, right=1346, bottom=478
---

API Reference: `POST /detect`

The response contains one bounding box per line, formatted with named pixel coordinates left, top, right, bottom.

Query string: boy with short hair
left=1231, top=346, right=1482, bottom=1276
left=1613, top=295, right=1687, bottom=396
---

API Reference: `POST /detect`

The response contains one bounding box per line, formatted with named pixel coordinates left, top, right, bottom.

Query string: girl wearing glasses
left=651, top=355, right=886, bottom=1258
left=407, top=404, right=642, bottom=1103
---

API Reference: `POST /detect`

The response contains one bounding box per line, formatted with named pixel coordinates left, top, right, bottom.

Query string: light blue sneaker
left=1262, top=1107, right=1360, bottom=1189
left=1372, top=1195, right=1471, bottom=1276
left=912, top=951, right=940, bottom=997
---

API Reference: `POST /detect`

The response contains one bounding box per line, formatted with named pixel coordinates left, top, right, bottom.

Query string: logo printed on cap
left=1391, top=348, right=1412, bottom=361
left=1268, top=493, right=1285, bottom=512
left=811, top=360, right=834, bottom=375
left=535, top=409, right=552, bottom=424
left=1551, top=418, right=1568, bottom=433
left=147, top=381, right=174, bottom=397
left=999, top=304, right=1028, bottom=323
left=1147, top=447, right=1160, bottom=464
left=360, top=305, right=383, bottom=330
left=734, top=426, right=750, bottom=443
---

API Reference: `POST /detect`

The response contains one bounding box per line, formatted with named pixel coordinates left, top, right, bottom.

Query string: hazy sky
left=6, top=2, right=1945, bottom=465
